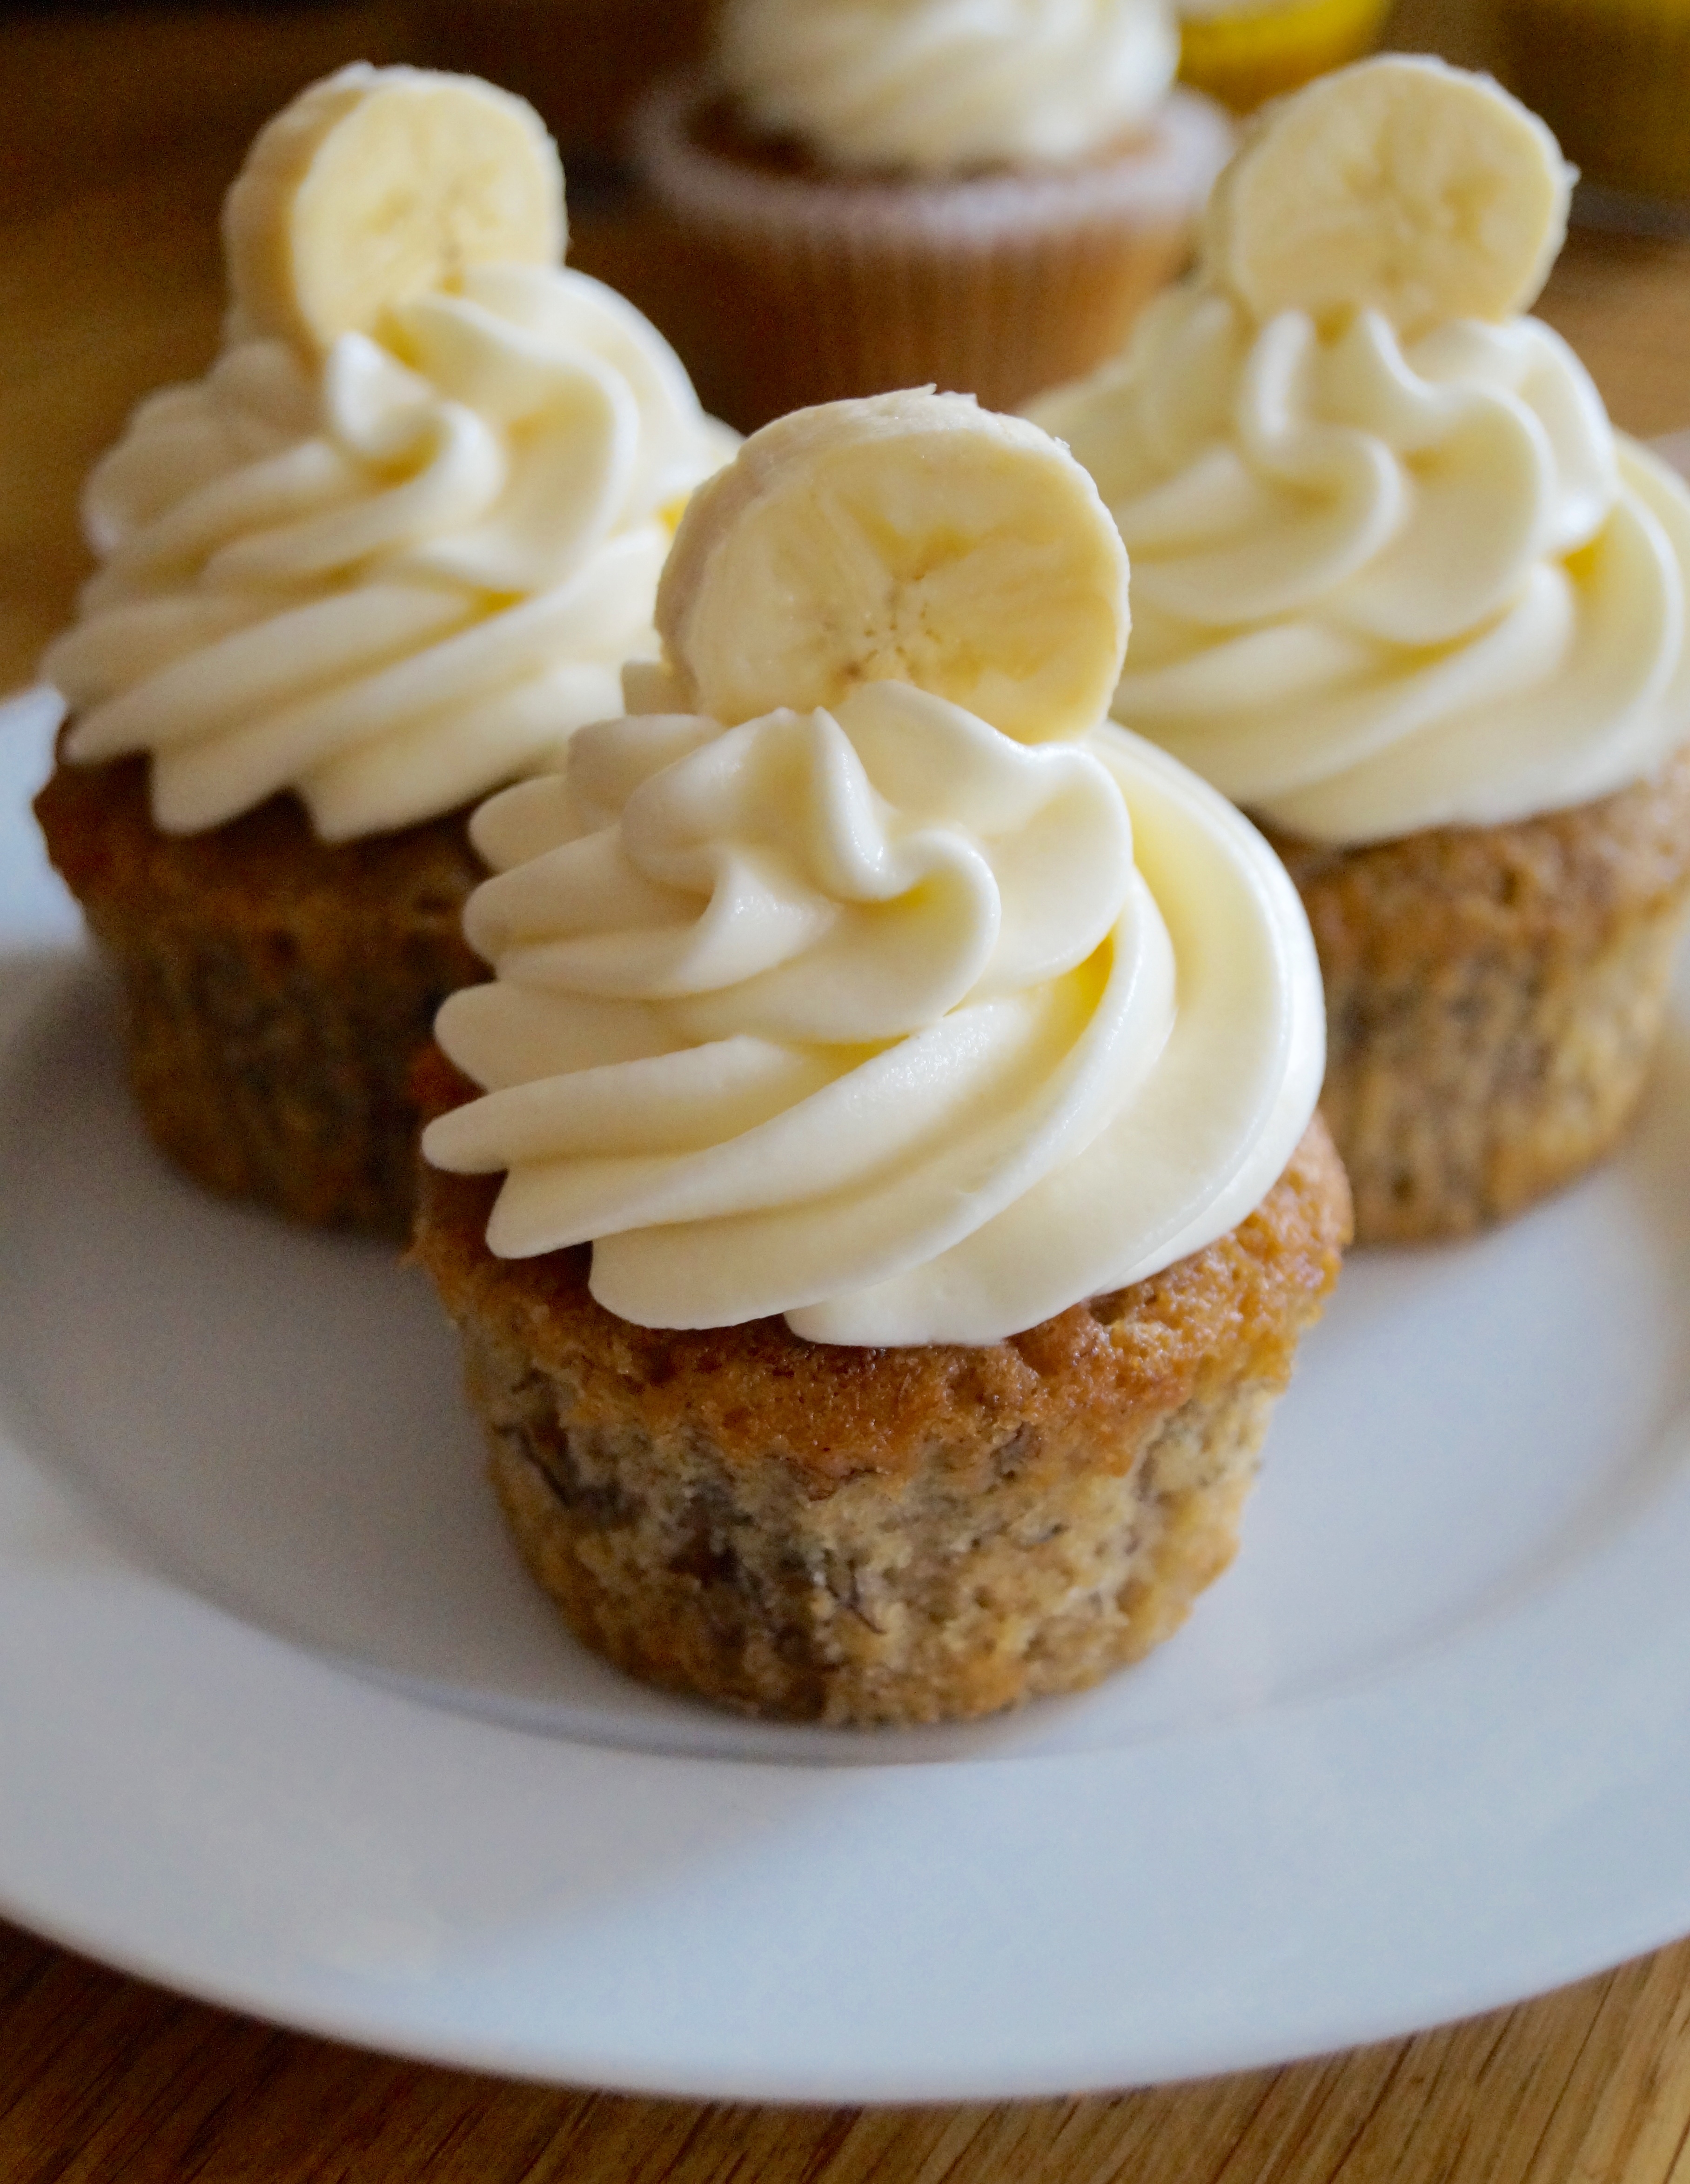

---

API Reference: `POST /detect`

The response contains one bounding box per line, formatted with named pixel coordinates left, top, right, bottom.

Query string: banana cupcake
left=1033, top=57, right=1690, bottom=1243
left=37, top=65, right=736, bottom=1234
left=632, top=0, right=1233, bottom=431
left=413, top=389, right=1348, bottom=1728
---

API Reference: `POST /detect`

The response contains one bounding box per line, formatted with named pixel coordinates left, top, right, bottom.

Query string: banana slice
left=1202, top=55, right=1574, bottom=339
left=223, top=64, right=566, bottom=354
left=655, top=390, right=1129, bottom=744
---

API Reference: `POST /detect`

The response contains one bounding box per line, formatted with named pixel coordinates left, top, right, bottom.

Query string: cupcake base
left=413, top=1065, right=1349, bottom=1728
left=35, top=752, right=485, bottom=1237
left=407, top=0, right=714, bottom=169
left=633, top=81, right=1233, bottom=432
left=1268, top=744, right=1690, bottom=1245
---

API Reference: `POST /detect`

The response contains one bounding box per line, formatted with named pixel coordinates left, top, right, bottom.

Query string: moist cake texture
left=37, top=751, right=482, bottom=1233
left=417, top=1052, right=1348, bottom=1725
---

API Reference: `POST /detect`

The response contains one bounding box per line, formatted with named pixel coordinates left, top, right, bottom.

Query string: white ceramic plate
left=4, top=694, right=1690, bottom=2105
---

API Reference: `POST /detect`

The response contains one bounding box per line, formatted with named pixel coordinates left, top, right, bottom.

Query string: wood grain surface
left=5, top=10, right=1690, bottom=2179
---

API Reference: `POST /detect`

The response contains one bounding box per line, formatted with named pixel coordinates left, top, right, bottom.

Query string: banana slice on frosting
left=654, top=390, right=1130, bottom=744
left=223, top=63, right=567, bottom=353
left=1201, top=54, right=1574, bottom=339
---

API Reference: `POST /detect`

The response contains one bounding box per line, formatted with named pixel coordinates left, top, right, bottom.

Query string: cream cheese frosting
left=1034, top=294, right=1690, bottom=842
left=714, top=0, right=1181, bottom=173
left=45, top=72, right=737, bottom=844
left=424, top=391, right=1325, bottom=1347
left=1028, top=60, right=1690, bottom=844
left=424, top=677, right=1324, bottom=1346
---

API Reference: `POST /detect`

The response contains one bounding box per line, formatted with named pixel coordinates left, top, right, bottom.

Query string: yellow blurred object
left=1178, top=0, right=1394, bottom=112
left=1498, top=0, right=1690, bottom=203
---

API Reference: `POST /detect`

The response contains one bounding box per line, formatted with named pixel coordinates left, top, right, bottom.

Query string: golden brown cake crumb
left=413, top=1045, right=1350, bottom=1727
left=37, top=751, right=484, bottom=1234
left=1268, top=741, right=1690, bottom=1244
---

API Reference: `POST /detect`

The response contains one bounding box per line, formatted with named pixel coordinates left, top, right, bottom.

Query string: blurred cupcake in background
left=1496, top=0, right=1690, bottom=210
left=1178, top=0, right=1393, bottom=113
left=632, top=0, right=1233, bottom=431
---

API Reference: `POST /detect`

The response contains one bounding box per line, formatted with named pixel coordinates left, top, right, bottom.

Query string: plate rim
left=5, top=668, right=1690, bottom=2102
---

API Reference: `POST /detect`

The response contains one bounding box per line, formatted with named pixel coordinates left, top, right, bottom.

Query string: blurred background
left=0, top=0, right=1508, bottom=197
left=6, top=0, right=1679, bottom=278
left=3, top=0, right=1686, bottom=690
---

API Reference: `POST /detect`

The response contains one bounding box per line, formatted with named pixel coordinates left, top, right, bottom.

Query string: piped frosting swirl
left=423, top=392, right=1325, bottom=1346
left=715, top=0, right=1181, bottom=173
left=1036, top=292, right=1690, bottom=841
left=1029, top=57, right=1690, bottom=843
left=45, top=69, right=736, bottom=841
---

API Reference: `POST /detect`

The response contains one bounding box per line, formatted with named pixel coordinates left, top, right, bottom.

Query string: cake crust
left=1268, top=741, right=1690, bottom=1243
left=36, top=750, right=484, bottom=1234
left=413, top=1048, right=1351, bottom=1725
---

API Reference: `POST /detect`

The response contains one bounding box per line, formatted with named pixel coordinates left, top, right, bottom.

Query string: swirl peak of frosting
left=424, top=393, right=1324, bottom=1345
left=714, top=0, right=1181, bottom=173
left=46, top=73, right=737, bottom=843
left=425, top=677, right=1324, bottom=1345
left=1030, top=65, right=1690, bottom=842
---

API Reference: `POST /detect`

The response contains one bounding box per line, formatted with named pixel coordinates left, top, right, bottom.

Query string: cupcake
left=631, top=0, right=1234, bottom=433
left=36, top=64, right=736, bottom=1235
left=413, top=389, right=1348, bottom=1727
left=1177, top=0, right=1391, bottom=114
left=1032, top=56, right=1690, bottom=1244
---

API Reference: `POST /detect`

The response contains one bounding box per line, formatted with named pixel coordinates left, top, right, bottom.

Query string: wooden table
left=6, top=11, right=1690, bottom=2178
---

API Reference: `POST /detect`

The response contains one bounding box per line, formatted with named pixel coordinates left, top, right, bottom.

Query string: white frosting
left=1032, top=287, right=1690, bottom=842
left=424, top=678, right=1324, bottom=1347
left=47, top=266, right=738, bottom=840
left=715, top=0, right=1181, bottom=174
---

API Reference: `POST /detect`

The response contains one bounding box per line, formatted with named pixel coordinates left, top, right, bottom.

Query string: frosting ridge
left=48, top=264, right=737, bottom=840
left=1027, top=58, right=1690, bottom=843
left=425, top=678, right=1324, bottom=1345
left=1033, top=286, right=1690, bottom=841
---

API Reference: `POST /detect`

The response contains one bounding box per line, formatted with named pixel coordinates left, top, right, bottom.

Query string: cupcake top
left=714, top=0, right=1182, bottom=172
left=1030, top=56, right=1690, bottom=844
left=45, top=66, right=737, bottom=843
left=423, top=390, right=1324, bottom=1347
